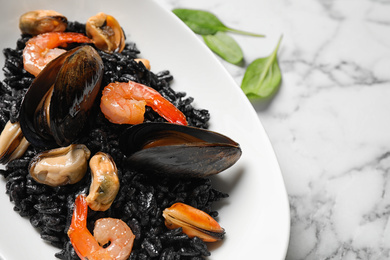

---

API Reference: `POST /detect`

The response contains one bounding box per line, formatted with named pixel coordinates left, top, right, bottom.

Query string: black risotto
left=0, top=21, right=228, bottom=259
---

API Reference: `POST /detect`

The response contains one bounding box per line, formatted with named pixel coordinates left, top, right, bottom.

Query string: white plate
left=0, top=0, right=290, bottom=259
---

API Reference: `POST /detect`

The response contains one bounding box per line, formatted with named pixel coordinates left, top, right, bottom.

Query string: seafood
left=0, top=121, right=29, bottom=164
left=23, top=32, right=92, bottom=76
left=19, top=45, right=104, bottom=148
left=163, top=202, right=225, bottom=242
left=119, top=122, right=241, bottom=178
left=19, top=10, right=67, bottom=35
left=100, top=81, right=188, bottom=125
left=68, top=194, right=135, bottom=260
left=86, top=152, right=119, bottom=211
left=86, top=12, right=125, bottom=54
left=0, top=9, right=237, bottom=260
left=134, top=58, right=151, bottom=70
left=29, top=144, right=91, bottom=187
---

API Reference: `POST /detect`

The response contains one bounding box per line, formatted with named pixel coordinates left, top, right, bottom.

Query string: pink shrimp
left=67, top=194, right=135, bottom=260
left=23, top=32, right=92, bottom=76
left=100, top=81, right=188, bottom=125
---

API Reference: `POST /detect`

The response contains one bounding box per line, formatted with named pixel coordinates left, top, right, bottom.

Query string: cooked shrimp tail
left=100, top=81, right=188, bottom=126
left=68, top=194, right=101, bottom=259
left=68, top=194, right=135, bottom=260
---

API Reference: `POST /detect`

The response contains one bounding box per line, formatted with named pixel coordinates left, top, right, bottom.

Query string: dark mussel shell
left=19, top=45, right=104, bottom=148
left=119, top=122, right=242, bottom=178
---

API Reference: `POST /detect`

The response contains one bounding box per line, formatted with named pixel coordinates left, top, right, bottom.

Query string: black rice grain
left=0, top=21, right=226, bottom=260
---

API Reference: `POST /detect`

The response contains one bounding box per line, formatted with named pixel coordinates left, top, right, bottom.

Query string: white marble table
left=161, top=0, right=390, bottom=259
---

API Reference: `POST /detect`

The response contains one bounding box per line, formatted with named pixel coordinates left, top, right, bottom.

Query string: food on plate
left=0, top=9, right=242, bottom=259
left=19, top=10, right=68, bottom=36
left=100, top=81, right=188, bottom=125
left=68, top=194, right=135, bottom=260
left=86, top=152, right=119, bottom=211
left=0, top=121, right=29, bottom=164
left=28, top=144, right=91, bottom=187
left=19, top=45, right=104, bottom=148
left=119, top=122, right=241, bottom=178
left=163, top=202, right=225, bottom=242
left=23, top=32, right=92, bottom=76
left=86, top=12, right=125, bottom=54
left=134, top=58, right=151, bottom=70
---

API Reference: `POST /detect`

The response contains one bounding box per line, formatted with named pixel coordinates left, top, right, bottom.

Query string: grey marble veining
left=161, top=0, right=390, bottom=259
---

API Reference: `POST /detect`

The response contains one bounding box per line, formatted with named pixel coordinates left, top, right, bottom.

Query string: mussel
left=19, top=10, right=67, bottom=35
left=86, top=152, right=120, bottom=211
left=134, top=59, right=151, bottom=70
left=86, top=12, right=125, bottom=53
left=29, top=144, right=91, bottom=187
left=119, top=122, right=242, bottom=178
left=19, top=45, right=104, bottom=148
left=0, top=121, right=30, bottom=164
left=163, top=202, right=225, bottom=242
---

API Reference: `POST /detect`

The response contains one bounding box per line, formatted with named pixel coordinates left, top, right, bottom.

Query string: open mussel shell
left=19, top=45, right=104, bottom=148
left=119, top=122, right=242, bottom=178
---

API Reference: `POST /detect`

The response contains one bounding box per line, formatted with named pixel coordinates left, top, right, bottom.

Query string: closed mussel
left=19, top=45, right=104, bottom=148
left=163, top=202, right=225, bottom=242
left=119, top=122, right=242, bottom=178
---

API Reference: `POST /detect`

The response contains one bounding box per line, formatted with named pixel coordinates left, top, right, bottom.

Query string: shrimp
left=23, top=32, right=92, bottom=76
left=100, top=81, right=188, bottom=125
left=67, top=194, right=135, bottom=260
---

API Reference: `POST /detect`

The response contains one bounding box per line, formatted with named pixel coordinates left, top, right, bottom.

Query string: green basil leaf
left=173, top=9, right=264, bottom=37
left=203, top=32, right=243, bottom=64
left=241, top=36, right=283, bottom=99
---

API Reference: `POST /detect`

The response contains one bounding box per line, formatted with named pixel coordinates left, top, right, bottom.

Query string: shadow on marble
left=250, top=91, right=280, bottom=112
